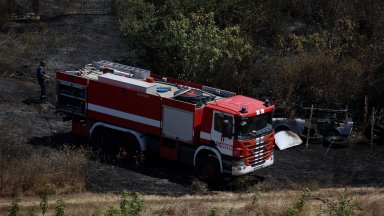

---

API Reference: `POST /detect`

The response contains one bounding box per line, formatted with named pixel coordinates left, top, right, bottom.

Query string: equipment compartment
left=57, top=81, right=86, bottom=115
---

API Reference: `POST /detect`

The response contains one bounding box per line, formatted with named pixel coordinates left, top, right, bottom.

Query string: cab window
left=214, top=113, right=233, bottom=132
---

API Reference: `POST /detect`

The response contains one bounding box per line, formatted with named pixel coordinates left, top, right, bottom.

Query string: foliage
left=325, top=190, right=359, bottom=216
left=120, top=191, right=143, bottom=216
left=55, top=198, right=65, bottom=216
left=8, top=197, right=21, bottom=216
left=120, top=190, right=129, bottom=215
left=105, top=205, right=120, bottom=216
left=39, top=184, right=54, bottom=216
left=102, top=191, right=143, bottom=216
left=92, top=204, right=102, bottom=216
left=279, top=188, right=311, bottom=216
left=261, top=52, right=364, bottom=107
left=114, top=0, right=384, bottom=112
left=163, top=12, right=253, bottom=90
left=115, top=0, right=257, bottom=92
left=209, top=206, right=217, bottom=216
left=114, top=0, right=156, bottom=47
left=251, top=187, right=261, bottom=206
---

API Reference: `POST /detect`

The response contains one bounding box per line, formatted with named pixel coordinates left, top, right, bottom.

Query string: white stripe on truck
left=87, top=103, right=161, bottom=128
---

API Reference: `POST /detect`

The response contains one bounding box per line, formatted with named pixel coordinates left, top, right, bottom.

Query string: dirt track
left=1, top=74, right=383, bottom=195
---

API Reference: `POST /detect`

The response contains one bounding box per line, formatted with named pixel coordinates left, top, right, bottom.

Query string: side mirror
left=222, top=119, right=233, bottom=138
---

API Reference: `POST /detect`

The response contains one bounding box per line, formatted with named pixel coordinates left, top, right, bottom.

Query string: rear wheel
left=116, top=134, right=143, bottom=166
left=197, top=156, right=221, bottom=183
left=89, top=127, right=114, bottom=160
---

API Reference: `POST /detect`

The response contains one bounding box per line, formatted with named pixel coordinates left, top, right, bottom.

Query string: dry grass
left=0, top=188, right=382, bottom=216
left=0, top=128, right=89, bottom=196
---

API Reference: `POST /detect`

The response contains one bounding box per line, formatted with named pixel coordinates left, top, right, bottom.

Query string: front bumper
left=231, top=151, right=274, bottom=176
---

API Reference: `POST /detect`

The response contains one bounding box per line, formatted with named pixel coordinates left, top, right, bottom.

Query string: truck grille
left=244, top=138, right=272, bottom=167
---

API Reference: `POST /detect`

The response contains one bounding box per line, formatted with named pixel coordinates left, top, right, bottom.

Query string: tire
left=323, top=130, right=348, bottom=148
left=90, top=127, right=113, bottom=153
left=197, top=156, right=222, bottom=183
left=116, top=134, right=142, bottom=165
left=89, top=127, right=115, bottom=161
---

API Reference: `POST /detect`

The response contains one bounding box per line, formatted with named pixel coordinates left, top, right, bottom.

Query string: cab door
left=210, top=111, right=234, bottom=156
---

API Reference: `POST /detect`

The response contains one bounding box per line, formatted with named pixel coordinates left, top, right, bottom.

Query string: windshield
left=236, top=112, right=272, bottom=140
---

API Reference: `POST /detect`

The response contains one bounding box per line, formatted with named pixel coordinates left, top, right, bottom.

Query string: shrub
left=105, top=205, right=120, bottom=216
left=120, top=190, right=129, bottom=215
left=261, top=52, right=364, bottom=105
left=209, top=207, right=217, bottom=216
left=114, top=0, right=256, bottom=93
left=279, top=188, right=311, bottom=216
left=119, top=190, right=143, bottom=216
left=8, top=197, right=21, bottom=216
left=55, top=198, right=65, bottom=216
left=325, top=190, right=359, bottom=216
left=39, top=184, right=54, bottom=216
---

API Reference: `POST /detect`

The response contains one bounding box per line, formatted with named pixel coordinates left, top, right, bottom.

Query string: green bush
left=39, top=184, right=54, bottom=216
left=279, top=188, right=311, bottom=216
left=209, top=206, right=217, bottom=216
left=105, top=205, right=120, bottom=216
left=55, top=198, right=65, bottom=216
left=120, top=191, right=143, bottom=216
left=8, top=197, right=21, bottom=216
left=326, top=190, right=359, bottom=216
left=115, top=0, right=260, bottom=92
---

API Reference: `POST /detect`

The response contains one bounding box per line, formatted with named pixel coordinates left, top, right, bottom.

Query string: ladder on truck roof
left=93, top=60, right=151, bottom=80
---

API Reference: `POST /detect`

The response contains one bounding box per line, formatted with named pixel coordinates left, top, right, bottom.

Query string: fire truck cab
left=56, top=61, right=275, bottom=179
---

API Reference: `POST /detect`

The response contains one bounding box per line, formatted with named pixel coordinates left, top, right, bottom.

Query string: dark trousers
left=38, top=79, right=46, bottom=102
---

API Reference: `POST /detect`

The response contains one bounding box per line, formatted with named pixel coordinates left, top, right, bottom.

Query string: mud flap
left=274, top=131, right=302, bottom=150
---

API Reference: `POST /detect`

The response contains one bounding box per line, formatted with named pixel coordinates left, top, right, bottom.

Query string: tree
left=115, top=0, right=255, bottom=92
left=162, top=12, right=253, bottom=89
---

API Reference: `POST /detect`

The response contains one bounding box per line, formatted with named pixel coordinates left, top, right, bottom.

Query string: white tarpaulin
left=275, top=131, right=303, bottom=150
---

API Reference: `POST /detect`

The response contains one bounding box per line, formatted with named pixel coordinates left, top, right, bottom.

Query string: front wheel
left=197, top=156, right=222, bottom=183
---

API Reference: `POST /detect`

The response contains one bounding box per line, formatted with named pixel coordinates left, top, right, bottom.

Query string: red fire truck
left=56, top=61, right=275, bottom=179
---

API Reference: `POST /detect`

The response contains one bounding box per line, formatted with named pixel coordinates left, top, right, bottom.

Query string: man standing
left=37, top=61, right=48, bottom=103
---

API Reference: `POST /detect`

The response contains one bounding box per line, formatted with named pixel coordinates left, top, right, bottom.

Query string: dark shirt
left=37, top=65, right=45, bottom=81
